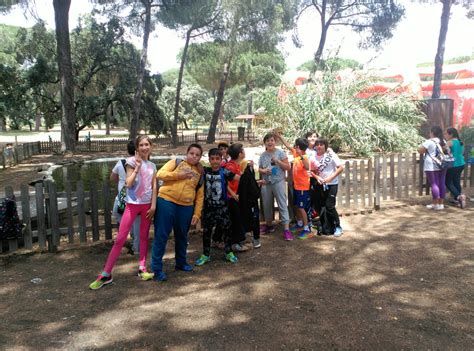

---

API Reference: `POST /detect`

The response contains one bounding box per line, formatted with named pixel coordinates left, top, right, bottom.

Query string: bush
left=255, top=71, right=426, bottom=156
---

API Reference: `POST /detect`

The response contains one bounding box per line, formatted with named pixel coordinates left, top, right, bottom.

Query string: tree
left=0, top=0, right=76, bottom=151
left=157, top=0, right=221, bottom=147
left=295, top=0, right=405, bottom=69
left=430, top=0, right=473, bottom=98
left=205, top=0, right=298, bottom=143
left=297, top=57, right=362, bottom=72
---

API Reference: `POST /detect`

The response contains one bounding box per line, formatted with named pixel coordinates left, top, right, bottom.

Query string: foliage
left=460, top=126, right=474, bottom=146
left=255, top=71, right=426, bottom=156
left=297, top=57, right=362, bottom=72
left=416, top=54, right=474, bottom=67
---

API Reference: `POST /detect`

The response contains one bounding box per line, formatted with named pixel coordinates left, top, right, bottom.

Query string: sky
left=0, top=0, right=473, bottom=74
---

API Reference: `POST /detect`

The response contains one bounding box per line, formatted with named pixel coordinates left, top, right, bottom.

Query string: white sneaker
left=426, top=204, right=435, bottom=209
left=434, top=204, right=444, bottom=210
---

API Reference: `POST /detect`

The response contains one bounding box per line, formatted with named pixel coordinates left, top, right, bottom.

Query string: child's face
left=239, top=148, right=246, bottom=160
left=186, top=147, right=202, bottom=165
left=209, top=154, right=222, bottom=169
left=264, top=137, right=276, bottom=150
left=219, top=146, right=228, bottom=157
left=137, top=139, right=151, bottom=158
left=315, top=142, right=326, bottom=154
left=307, top=133, right=317, bottom=147
left=295, top=145, right=305, bottom=156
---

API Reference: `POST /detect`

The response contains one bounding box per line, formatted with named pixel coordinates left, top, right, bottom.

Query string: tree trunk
left=313, top=0, right=328, bottom=71
left=53, top=0, right=76, bottom=152
left=0, top=116, right=6, bottom=132
left=105, top=103, right=111, bottom=135
left=432, top=0, right=452, bottom=99
left=207, top=61, right=231, bottom=144
left=130, top=0, right=152, bottom=140
left=247, top=87, right=253, bottom=130
left=172, top=29, right=192, bottom=147
left=35, top=113, right=41, bottom=132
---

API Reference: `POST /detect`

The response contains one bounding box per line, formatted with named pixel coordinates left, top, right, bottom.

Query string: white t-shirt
left=311, top=150, right=343, bottom=185
left=125, top=157, right=157, bottom=204
left=422, top=138, right=443, bottom=171
left=112, top=159, right=127, bottom=193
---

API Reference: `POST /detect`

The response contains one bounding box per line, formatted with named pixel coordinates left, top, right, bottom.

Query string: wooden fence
left=1, top=152, right=472, bottom=254
left=38, top=131, right=257, bottom=154
left=0, top=142, right=41, bottom=169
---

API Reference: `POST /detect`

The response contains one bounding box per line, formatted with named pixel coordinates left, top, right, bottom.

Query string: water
left=51, top=157, right=172, bottom=192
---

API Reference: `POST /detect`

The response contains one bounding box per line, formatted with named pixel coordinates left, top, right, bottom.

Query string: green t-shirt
left=450, top=139, right=465, bottom=168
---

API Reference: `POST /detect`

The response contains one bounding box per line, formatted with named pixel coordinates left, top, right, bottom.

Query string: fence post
left=389, top=154, right=395, bottom=199
left=360, top=160, right=366, bottom=209
left=77, top=181, right=87, bottom=242
left=35, top=182, right=47, bottom=250
left=230, top=131, right=233, bottom=143
left=411, top=153, right=417, bottom=197
left=397, top=154, right=403, bottom=199
left=382, top=155, right=387, bottom=200
left=1, top=148, right=5, bottom=169
left=374, top=155, right=380, bottom=210
left=90, top=181, right=100, bottom=241
left=103, top=182, right=112, bottom=240
left=66, top=181, right=74, bottom=244
left=344, top=161, right=350, bottom=209
left=47, top=181, right=60, bottom=252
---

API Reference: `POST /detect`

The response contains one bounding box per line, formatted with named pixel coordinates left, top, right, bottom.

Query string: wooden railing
left=1, top=142, right=41, bottom=169
left=1, top=152, right=472, bottom=254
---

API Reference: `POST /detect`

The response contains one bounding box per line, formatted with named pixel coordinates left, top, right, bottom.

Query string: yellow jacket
left=156, top=159, right=204, bottom=218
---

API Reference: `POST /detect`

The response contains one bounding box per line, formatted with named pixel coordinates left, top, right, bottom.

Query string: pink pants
left=103, top=203, right=152, bottom=274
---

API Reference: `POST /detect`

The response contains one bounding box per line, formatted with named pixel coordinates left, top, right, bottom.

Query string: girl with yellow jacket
left=151, top=143, right=204, bottom=281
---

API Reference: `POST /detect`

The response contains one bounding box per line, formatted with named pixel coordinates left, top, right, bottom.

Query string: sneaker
left=426, top=204, right=435, bottom=209
left=225, top=252, right=238, bottom=263
left=232, top=243, right=250, bottom=252
left=153, top=271, right=167, bottom=282
left=89, top=274, right=113, bottom=290
left=175, top=263, right=193, bottom=272
left=260, top=225, right=275, bottom=234
left=297, top=230, right=314, bottom=240
left=458, top=194, right=466, bottom=209
left=289, top=224, right=304, bottom=232
left=334, top=227, right=344, bottom=237
left=137, top=269, right=154, bottom=281
left=253, top=239, right=261, bottom=249
left=195, top=254, right=211, bottom=266
left=283, top=230, right=294, bottom=241
left=434, top=204, right=444, bottom=210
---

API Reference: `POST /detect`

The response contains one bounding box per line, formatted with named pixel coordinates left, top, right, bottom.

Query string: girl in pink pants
left=89, top=135, right=157, bottom=290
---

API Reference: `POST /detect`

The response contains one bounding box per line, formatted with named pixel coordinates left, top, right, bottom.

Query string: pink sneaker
left=260, top=225, right=275, bottom=234
left=283, top=230, right=294, bottom=241
left=458, top=194, right=466, bottom=209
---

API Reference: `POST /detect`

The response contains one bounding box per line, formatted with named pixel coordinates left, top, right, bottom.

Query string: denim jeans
left=151, top=197, right=194, bottom=273
left=445, top=165, right=464, bottom=199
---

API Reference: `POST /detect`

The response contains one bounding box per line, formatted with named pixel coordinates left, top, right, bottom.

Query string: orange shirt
left=292, top=150, right=310, bottom=191
left=224, top=159, right=241, bottom=198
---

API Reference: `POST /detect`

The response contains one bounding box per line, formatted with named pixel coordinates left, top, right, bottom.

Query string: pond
left=51, top=156, right=174, bottom=192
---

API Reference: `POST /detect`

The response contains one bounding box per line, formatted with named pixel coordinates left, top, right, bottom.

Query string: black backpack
left=0, top=196, right=24, bottom=240
left=116, top=159, right=127, bottom=214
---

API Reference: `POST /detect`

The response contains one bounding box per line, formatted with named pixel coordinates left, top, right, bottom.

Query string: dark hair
left=430, top=126, right=445, bottom=147
left=187, top=143, right=203, bottom=155
left=446, top=127, right=463, bottom=146
left=127, top=140, right=136, bottom=156
left=295, top=138, right=308, bottom=151
left=263, top=133, right=277, bottom=142
left=208, top=148, right=222, bottom=158
left=228, top=143, right=243, bottom=160
left=315, top=137, right=328, bottom=150
left=304, top=131, right=318, bottom=139
left=217, top=142, right=229, bottom=149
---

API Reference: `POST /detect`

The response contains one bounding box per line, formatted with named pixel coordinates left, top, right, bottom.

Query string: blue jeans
left=445, top=165, right=464, bottom=199
left=151, top=197, right=194, bottom=273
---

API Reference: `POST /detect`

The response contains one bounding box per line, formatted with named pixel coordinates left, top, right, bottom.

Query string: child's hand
left=177, top=168, right=194, bottom=180
left=146, top=207, right=155, bottom=220
left=191, top=215, right=200, bottom=226
left=134, top=151, right=142, bottom=171
left=257, top=179, right=266, bottom=186
left=233, top=194, right=239, bottom=201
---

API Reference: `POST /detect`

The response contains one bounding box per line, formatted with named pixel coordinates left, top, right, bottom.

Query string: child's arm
left=191, top=183, right=204, bottom=225
left=323, top=164, right=344, bottom=184
left=227, top=185, right=239, bottom=201
left=146, top=176, right=158, bottom=220
left=276, top=132, right=294, bottom=152
left=157, top=159, right=193, bottom=181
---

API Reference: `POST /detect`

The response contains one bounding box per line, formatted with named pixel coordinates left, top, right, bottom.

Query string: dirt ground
left=0, top=201, right=473, bottom=350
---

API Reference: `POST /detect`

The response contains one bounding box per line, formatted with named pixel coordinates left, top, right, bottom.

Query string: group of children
left=89, top=131, right=345, bottom=290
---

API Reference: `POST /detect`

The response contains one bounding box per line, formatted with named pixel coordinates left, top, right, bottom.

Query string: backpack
left=116, top=159, right=127, bottom=214
left=0, top=196, right=24, bottom=240
left=428, top=142, right=455, bottom=170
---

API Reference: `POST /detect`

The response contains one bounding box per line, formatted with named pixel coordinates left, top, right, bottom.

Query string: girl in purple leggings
left=89, top=135, right=157, bottom=289
left=418, top=126, right=448, bottom=210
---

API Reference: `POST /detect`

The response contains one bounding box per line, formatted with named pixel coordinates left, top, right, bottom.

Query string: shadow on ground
left=0, top=203, right=473, bottom=349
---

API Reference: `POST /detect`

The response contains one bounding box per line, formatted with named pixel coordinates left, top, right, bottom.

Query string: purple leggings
left=425, top=170, right=447, bottom=200
left=103, top=203, right=152, bottom=274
